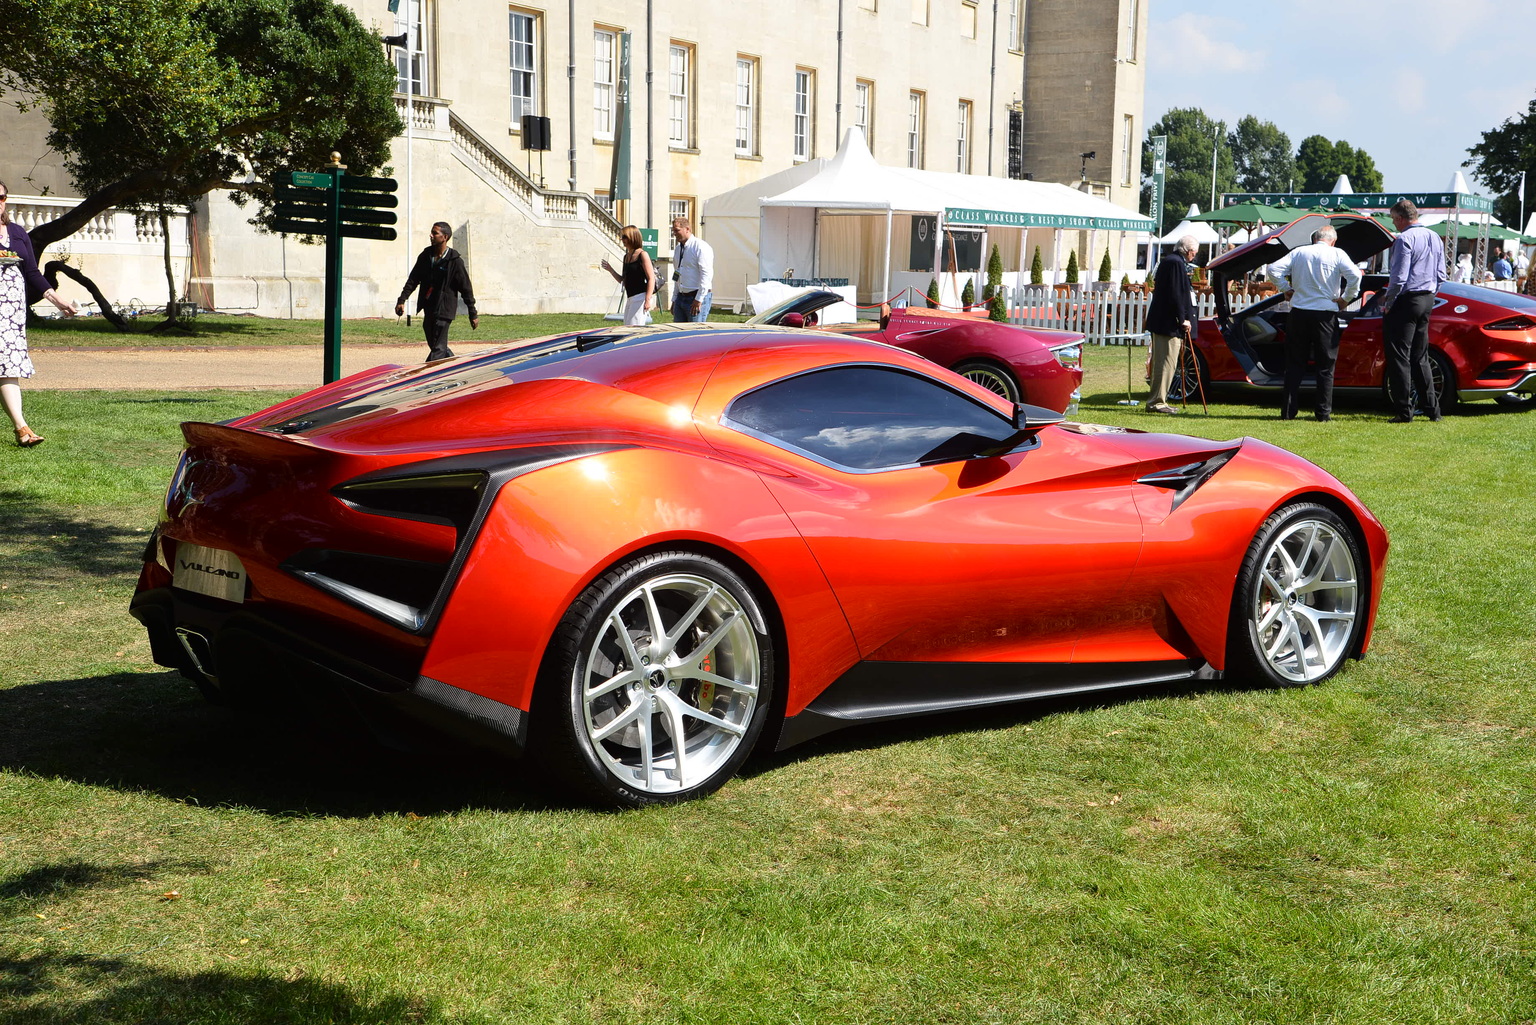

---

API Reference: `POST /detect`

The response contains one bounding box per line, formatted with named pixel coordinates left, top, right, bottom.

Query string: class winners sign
left=945, top=207, right=1153, bottom=233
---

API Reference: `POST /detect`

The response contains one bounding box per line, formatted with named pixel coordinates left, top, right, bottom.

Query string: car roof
left=1206, top=212, right=1394, bottom=281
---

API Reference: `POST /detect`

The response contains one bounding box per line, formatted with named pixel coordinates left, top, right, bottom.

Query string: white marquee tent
left=703, top=130, right=1154, bottom=310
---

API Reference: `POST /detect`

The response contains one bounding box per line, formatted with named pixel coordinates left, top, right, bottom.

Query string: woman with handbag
left=0, top=181, right=78, bottom=448
left=601, top=225, right=656, bottom=326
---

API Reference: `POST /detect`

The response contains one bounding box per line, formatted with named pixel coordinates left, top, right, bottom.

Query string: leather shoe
left=1389, top=414, right=1413, bottom=423
left=1314, top=414, right=1331, bottom=422
left=1146, top=402, right=1178, bottom=415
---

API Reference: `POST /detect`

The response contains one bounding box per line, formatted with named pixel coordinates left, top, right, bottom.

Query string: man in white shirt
left=669, top=217, right=715, bottom=322
left=1267, top=225, right=1363, bottom=421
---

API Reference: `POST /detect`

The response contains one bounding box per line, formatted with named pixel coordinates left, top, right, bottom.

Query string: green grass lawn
left=1, top=344, right=1534, bottom=1023
left=26, top=310, right=750, bottom=349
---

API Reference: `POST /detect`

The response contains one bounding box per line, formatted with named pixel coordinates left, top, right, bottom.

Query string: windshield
left=745, top=289, right=845, bottom=325
left=1438, top=282, right=1536, bottom=312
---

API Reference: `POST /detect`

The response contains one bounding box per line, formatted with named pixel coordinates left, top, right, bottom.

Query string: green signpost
left=271, top=162, right=399, bottom=383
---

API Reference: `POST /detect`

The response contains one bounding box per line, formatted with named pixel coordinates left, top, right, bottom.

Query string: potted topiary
left=960, top=277, right=975, bottom=310
left=1095, top=249, right=1113, bottom=291
left=1030, top=246, right=1044, bottom=286
left=1065, top=249, right=1080, bottom=285
left=984, top=243, right=1004, bottom=304
left=988, top=293, right=1007, bottom=321
left=926, top=277, right=940, bottom=308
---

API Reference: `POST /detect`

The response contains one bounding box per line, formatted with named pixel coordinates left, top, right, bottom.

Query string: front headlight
left=1050, top=342, right=1083, bottom=370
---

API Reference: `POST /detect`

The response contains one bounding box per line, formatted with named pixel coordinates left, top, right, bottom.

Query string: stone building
left=0, top=0, right=1147, bottom=317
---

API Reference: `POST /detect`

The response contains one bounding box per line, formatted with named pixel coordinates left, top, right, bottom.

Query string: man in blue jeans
left=669, top=217, right=714, bottom=322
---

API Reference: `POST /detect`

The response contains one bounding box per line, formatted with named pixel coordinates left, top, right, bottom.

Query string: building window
left=1008, top=0, right=1023, bottom=51
left=1125, top=0, right=1138, bottom=61
left=394, top=0, right=428, bottom=95
left=668, top=43, right=693, bottom=149
left=1121, top=114, right=1135, bottom=185
left=957, top=100, right=971, bottom=173
left=509, top=8, right=539, bottom=124
left=907, top=91, right=925, bottom=169
left=793, top=69, right=814, bottom=162
left=669, top=196, right=694, bottom=229
left=735, top=57, right=757, bottom=156
left=858, top=0, right=876, bottom=9
left=961, top=0, right=977, bottom=39
left=911, top=0, right=928, bottom=26
left=854, top=79, right=873, bottom=145
left=593, top=29, right=616, bottom=141
left=594, top=190, right=615, bottom=216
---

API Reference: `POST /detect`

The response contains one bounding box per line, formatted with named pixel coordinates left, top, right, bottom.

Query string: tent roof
left=757, top=129, right=1153, bottom=231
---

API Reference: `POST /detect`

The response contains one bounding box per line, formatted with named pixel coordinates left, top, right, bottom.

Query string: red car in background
left=132, top=325, right=1387, bottom=808
left=749, top=288, right=1083, bottom=414
left=1172, top=213, right=1536, bottom=413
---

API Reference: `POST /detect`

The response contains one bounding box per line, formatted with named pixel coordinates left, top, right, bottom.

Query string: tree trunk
left=159, top=205, right=179, bottom=324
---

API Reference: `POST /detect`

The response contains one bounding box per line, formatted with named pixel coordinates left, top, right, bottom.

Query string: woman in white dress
left=0, top=181, right=78, bottom=447
left=600, top=226, right=656, bottom=326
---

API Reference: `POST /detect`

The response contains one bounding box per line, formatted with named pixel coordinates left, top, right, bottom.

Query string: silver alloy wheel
left=579, top=572, right=761, bottom=795
left=956, top=362, right=1020, bottom=403
left=1249, top=518, right=1360, bottom=684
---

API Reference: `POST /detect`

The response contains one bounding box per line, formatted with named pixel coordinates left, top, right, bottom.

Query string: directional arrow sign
left=271, top=217, right=327, bottom=235
left=339, top=223, right=398, bottom=241
left=276, top=170, right=333, bottom=188
left=340, top=174, right=399, bottom=192
left=339, top=192, right=399, bottom=210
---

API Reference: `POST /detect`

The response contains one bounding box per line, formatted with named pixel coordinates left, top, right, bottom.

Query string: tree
left=1227, top=116, right=1294, bottom=193
left=960, top=277, right=975, bottom=307
left=0, top=0, right=402, bottom=261
left=988, top=293, right=1007, bottom=322
left=1466, top=96, right=1536, bottom=228
left=1141, top=108, right=1236, bottom=236
left=1029, top=246, right=1043, bottom=285
left=1065, top=249, right=1079, bottom=284
left=1097, top=248, right=1112, bottom=282
left=1294, top=136, right=1383, bottom=193
left=926, top=277, right=940, bottom=308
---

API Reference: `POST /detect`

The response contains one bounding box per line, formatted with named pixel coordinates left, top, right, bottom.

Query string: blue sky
left=1142, top=0, right=1536, bottom=198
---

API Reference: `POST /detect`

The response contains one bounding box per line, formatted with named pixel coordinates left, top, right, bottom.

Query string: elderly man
left=1143, top=235, right=1198, bottom=414
left=669, top=217, right=715, bottom=322
left=1267, top=225, right=1362, bottom=421
left=1381, top=199, right=1447, bottom=422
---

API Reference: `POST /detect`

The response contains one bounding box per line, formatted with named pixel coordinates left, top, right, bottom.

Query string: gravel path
left=29, top=343, right=505, bottom=391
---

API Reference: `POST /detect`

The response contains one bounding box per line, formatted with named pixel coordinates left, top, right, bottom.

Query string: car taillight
left=1484, top=316, right=1536, bottom=332
left=1049, top=342, right=1083, bottom=370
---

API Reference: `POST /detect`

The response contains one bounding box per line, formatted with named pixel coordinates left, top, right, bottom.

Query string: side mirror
left=1012, top=402, right=1066, bottom=433
left=781, top=312, right=805, bottom=328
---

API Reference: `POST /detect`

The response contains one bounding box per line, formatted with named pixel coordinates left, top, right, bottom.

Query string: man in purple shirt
left=1381, top=199, right=1446, bottom=422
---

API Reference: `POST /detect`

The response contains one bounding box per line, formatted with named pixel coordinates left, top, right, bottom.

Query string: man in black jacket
left=395, top=221, right=479, bottom=361
left=1143, top=235, right=1198, bottom=414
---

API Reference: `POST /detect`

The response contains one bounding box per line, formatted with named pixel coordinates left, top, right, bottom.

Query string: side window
left=725, top=366, right=1018, bottom=472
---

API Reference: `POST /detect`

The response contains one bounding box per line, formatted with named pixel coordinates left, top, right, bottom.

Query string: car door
left=698, top=360, right=1145, bottom=665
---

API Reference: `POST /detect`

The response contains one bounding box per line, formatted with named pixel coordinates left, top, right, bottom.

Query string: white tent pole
left=1051, top=229, right=1062, bottom=285
left=882, top=207, right=892, bottom=302
left=932, top=212, right=945, bottom=305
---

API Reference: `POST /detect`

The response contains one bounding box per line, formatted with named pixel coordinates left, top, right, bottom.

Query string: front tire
left=532, top=552, right=775, bottom=808
left=953, top=360, right=1021, bottom=404
left=1227, top=504, right=1366, bottom=688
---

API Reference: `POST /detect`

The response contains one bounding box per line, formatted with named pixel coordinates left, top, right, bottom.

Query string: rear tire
left=1226, top=504, right=1366, bottom=688
left=1167, top=348, right=1208, bottom=404
left=953, top=361, right=1021, bottom=404
left=530, top=552, right=775, bottom=808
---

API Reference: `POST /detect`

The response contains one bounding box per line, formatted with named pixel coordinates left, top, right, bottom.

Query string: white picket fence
left=1004, top=286, right=1272, bottom=346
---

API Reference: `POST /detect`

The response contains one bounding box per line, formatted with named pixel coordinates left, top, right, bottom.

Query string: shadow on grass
left=0, top=949, right=464, bottom=1025
left=0, top=861, right=210, bottom=915
left=0, top=490, right=147, bottom=582
left=0, top=670, right=551, bottom=819
left=745, top=675, right=1233, bottom=778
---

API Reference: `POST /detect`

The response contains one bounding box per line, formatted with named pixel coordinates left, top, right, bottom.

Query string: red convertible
left=1173, top=213, right=1536, bottom=413
left=749, top=288, right=1083, bottom=414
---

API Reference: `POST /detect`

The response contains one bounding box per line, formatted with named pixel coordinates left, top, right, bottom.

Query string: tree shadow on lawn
left=0, top=490, right=148, bottom=584
left=1, top=947, right=464, bottom=1025
left=0, top=670, right=552, bottom=819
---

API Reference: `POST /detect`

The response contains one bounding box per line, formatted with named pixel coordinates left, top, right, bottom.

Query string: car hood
left=1206, top=212, right=1393, bottom=282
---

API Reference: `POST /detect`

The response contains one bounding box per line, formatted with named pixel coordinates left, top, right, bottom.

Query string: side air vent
left=1484, top=317, right=1536, bottom=333
left=1136, top=448, right=1239, bottom=512
left=282, top=549, right=451, bottom=633
left=332, top=471, right=486, bottom=539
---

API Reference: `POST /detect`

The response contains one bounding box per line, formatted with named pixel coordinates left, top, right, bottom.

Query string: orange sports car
left=132, top=325, right=1388, bottom=808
